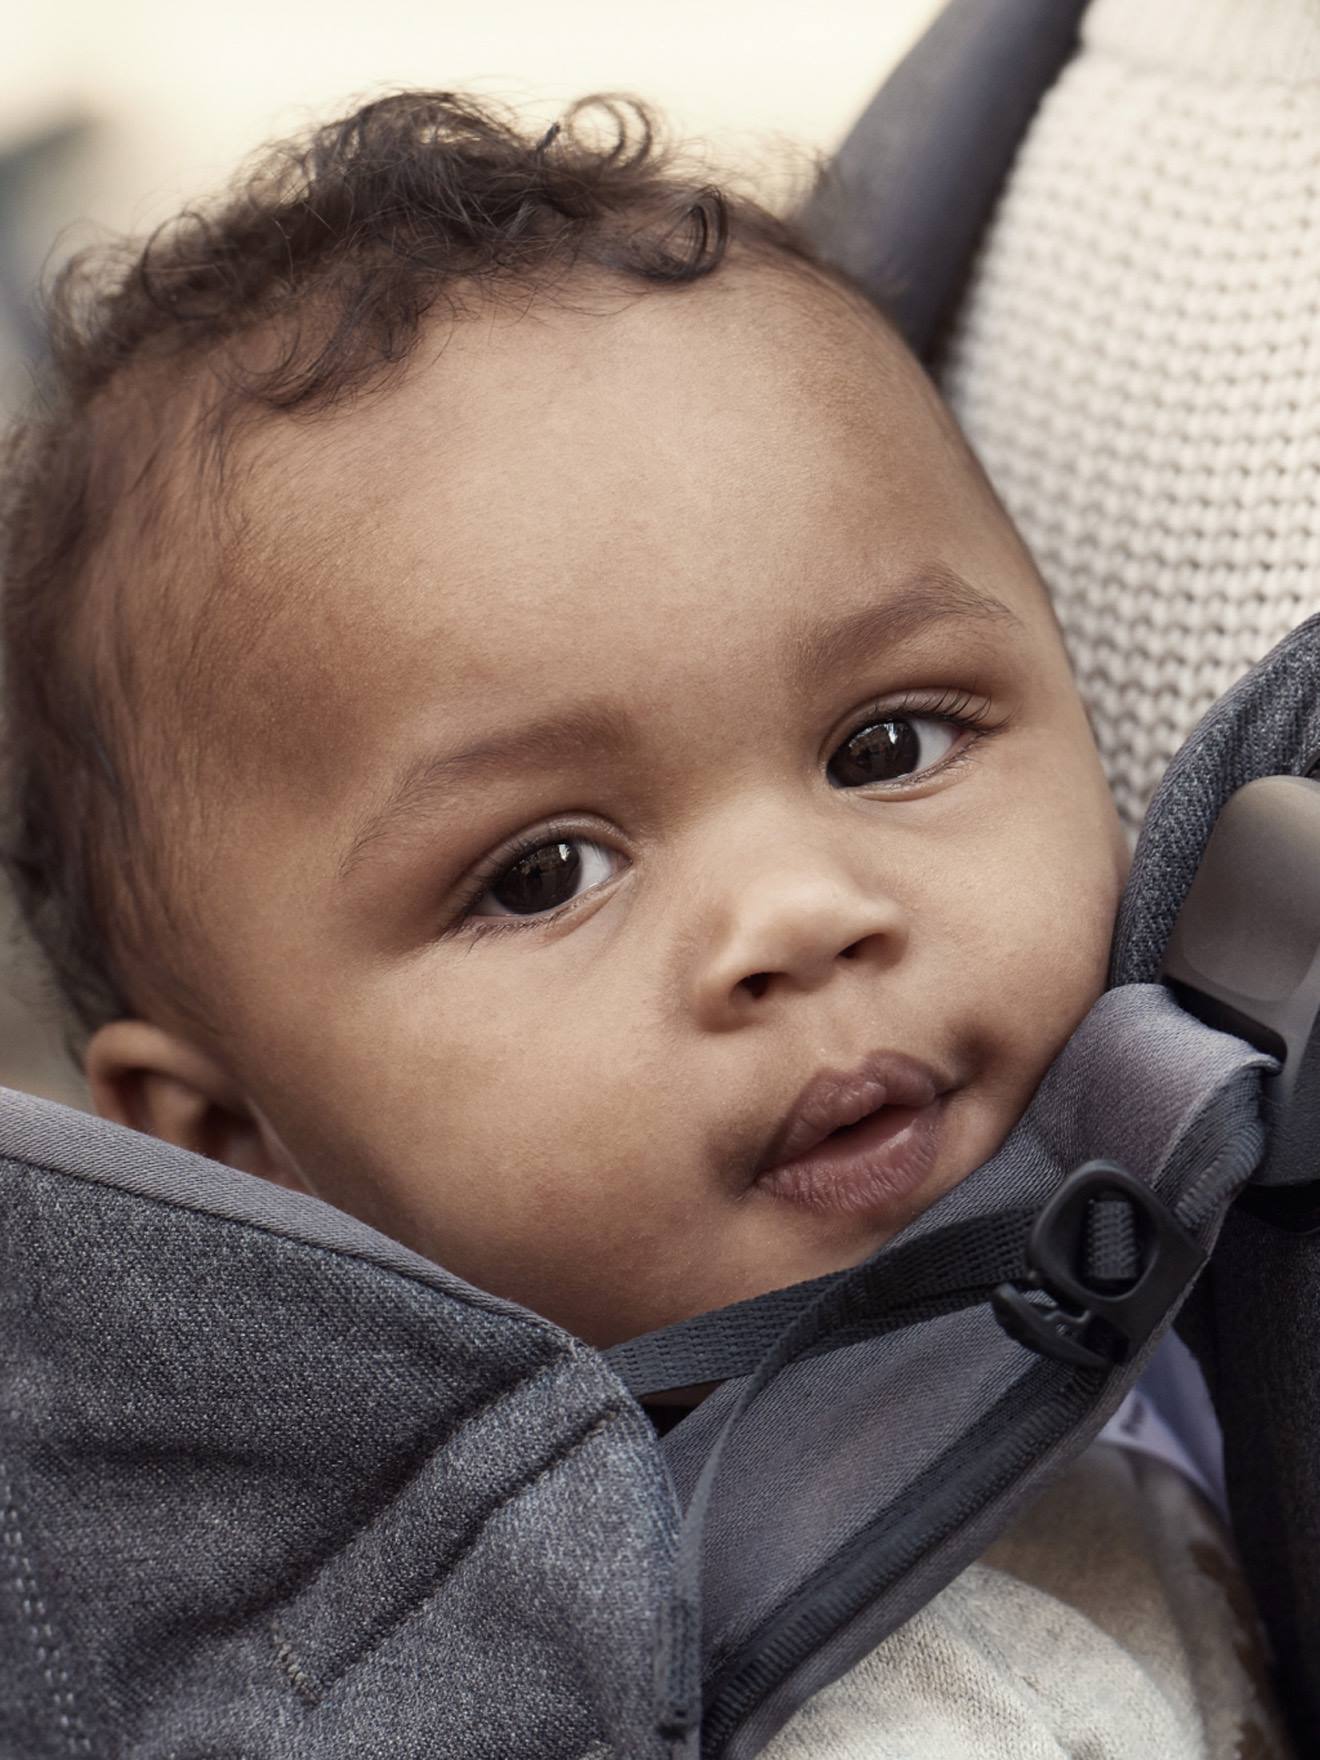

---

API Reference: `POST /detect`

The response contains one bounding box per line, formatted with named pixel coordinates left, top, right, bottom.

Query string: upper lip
left=754, top=1049, right=943, bottom=1175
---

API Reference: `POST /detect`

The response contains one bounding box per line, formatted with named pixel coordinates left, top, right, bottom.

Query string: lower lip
left=754, top=1098, right=946, bottom=1217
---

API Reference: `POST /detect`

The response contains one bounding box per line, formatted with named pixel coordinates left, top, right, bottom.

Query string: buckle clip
left=992, top=1161, right=1204, bottom=1370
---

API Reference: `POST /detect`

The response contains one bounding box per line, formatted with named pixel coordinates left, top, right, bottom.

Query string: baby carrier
left=3, top=1, right=1317, bottom=1754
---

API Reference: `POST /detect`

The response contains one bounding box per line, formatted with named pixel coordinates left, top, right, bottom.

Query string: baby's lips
left=755, top=1048, right=942, bottom=1174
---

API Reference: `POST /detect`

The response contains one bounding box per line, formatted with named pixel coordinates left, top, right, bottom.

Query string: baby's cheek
left=955, top=830, right=1116, bottom=1091
left=1012, top=874, right=1116, bottom=1066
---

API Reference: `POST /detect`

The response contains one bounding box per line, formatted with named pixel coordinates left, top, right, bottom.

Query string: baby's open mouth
left=754, top=1097, right=945, bottom=1216
left=751, top=1049, right=949, bottom=1219
left=826, top=1106, right=920, bottom=1144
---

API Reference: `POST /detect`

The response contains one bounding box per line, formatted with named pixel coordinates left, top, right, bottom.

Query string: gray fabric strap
left=607, top=1212, right=1036, bottom=1396
left=642, top=985, right=1272, bottom=1753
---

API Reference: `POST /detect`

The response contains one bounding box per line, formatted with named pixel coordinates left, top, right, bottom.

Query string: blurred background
left=1, top=0, right=942, bottom=1106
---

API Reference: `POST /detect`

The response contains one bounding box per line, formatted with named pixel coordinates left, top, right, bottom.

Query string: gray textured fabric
left=0, top=1119, right=679, bottom=1760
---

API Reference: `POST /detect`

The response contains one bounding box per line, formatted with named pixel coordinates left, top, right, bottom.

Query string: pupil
left=828, top=719, right=920, bottom=787
left=493, top=841, right=581, bottom=914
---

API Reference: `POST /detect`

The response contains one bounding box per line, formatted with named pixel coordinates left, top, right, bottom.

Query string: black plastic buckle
left=1160, top=775, right=1320, bottom=1208
left=992, top=1161, right=1205, bottom=1370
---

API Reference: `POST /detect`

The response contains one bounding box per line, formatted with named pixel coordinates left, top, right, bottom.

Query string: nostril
left=742, top=972, right=771, bottom=1000
left=840, top=941, right=862, bottom=960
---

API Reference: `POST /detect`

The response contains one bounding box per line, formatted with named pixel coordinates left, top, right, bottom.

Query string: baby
left=3, top=89, right=1293, bottom=1760
left=1, top=92, right=1126, bottom=1352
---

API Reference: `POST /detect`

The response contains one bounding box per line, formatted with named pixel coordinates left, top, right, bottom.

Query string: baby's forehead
left=233, top=265, right=955, bottom=585
left=159, top=267, right=1012, bottom=792
left=362, top=258, right=902, bottom=424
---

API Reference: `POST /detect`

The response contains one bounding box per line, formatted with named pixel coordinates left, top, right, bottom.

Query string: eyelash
left=447, top=688, right=1005, bottom=938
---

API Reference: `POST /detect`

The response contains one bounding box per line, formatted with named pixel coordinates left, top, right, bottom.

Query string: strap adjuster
left=992, top=1161, right=1204, bottom=1370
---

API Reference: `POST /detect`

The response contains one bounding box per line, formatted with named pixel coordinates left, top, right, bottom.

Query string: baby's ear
left=84, top=1020, right=308, bottom=1193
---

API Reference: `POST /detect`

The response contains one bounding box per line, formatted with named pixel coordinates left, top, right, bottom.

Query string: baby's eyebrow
left=786, top=566, right=1022, bottom=690
left=338, top=700, right=637, bottom=880
left=337, top=567, right=1021, bottom=881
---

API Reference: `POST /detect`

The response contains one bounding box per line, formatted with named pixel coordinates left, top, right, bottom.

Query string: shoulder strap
left=608, top=984, right=1273, bottom=1757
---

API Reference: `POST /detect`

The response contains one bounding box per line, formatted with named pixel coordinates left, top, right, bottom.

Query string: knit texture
left=938, top=0, right=1320, bottom=837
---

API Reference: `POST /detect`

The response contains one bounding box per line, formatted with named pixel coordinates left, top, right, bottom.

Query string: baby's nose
left=695, top=868, right=910, bottom=1024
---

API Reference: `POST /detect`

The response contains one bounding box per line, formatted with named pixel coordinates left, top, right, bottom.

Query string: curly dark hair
left=0, top=91, right=836, bottom=1054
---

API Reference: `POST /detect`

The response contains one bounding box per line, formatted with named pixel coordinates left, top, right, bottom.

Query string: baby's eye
left=827, top=714, right=961, bottom=788
left=467, top=836, right=617, bottom=920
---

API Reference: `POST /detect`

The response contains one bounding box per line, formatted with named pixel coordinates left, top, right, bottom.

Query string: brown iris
left=828, top=719, right=922, bottom=787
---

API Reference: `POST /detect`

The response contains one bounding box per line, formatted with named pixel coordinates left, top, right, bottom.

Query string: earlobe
left=84, top=1019, right=308, bottom=1192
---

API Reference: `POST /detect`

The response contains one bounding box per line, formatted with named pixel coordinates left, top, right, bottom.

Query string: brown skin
left=86, top=267, right=1128, bottom=1347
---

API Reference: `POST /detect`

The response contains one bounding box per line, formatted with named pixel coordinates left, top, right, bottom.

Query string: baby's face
left=162, top=270, right=1126, bottom=1344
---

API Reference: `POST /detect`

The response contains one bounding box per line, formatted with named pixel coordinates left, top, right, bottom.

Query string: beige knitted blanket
left=939, top=0, right=1320, bottom=837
